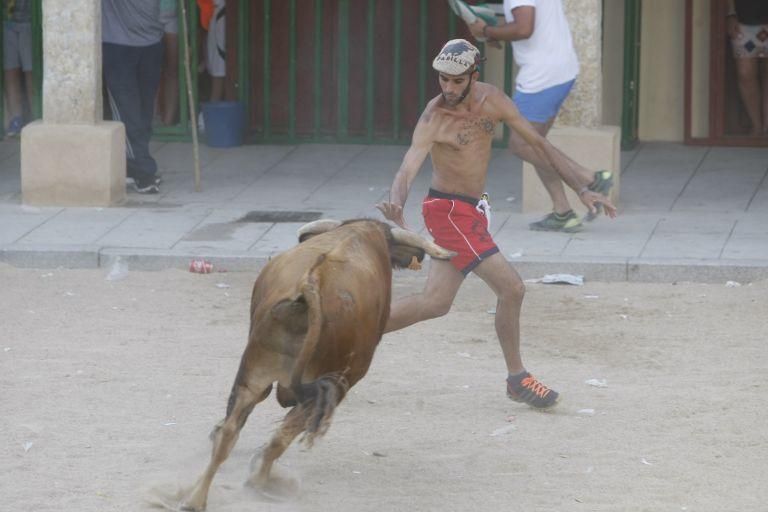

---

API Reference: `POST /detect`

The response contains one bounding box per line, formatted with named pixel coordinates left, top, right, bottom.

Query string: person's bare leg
left=760, top=59, right=768, bottom=134
left=23, top=70, right=34, bottom=112
left=384, top=259, right=465, bottom=333
left=735, top=57, right=762, bottom=136
left=4, top=68, right=24, bottom=120
left=508, top=118, right=571, bottom=213
left=470, top=252, right=525, bottom=373
left=472, top=252, right=558, bottom=408
left=508, top=118, right=595, bottom=214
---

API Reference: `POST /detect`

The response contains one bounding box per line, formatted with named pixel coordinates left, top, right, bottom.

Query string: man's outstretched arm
left=493, top=90, right=617, bottom=218
left=377, top=112, right=435, bottom=228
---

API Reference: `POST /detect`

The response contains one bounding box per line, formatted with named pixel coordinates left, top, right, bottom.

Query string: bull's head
left=297, top=219, right=456, bottom=269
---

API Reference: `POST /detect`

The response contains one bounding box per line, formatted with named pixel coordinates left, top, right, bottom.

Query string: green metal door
left=243, top=0, right=513, bottom=144
left=621, top=0, right=641, bottom=150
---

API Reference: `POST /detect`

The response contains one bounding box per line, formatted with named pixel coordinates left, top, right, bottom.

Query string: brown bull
left=179, top=219, right=455, bottom=511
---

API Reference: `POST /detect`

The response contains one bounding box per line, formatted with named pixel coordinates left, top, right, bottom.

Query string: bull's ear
left=297, top=219, right=342, bottom=243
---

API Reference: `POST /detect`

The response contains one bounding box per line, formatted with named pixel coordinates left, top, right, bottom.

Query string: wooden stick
left=179, top=0, right=201, bottom=192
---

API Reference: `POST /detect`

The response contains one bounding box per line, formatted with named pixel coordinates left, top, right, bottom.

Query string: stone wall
left=42, top=1, right=102, bottom=124
left=559, top=0, right=603, bottom=128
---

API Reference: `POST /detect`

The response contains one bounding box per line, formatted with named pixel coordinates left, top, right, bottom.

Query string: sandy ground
left=1, top=262, right=766, bottom=512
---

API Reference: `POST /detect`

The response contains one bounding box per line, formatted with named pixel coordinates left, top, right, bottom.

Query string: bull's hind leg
left=246, top=404, right=307, bottom=493
left=247, top=376, right=348, bottom=494
left=180, top=383, right=271, bottom=512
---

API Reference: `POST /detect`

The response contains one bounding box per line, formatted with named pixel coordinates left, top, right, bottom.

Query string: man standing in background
left=102, top=0, right=164, bottom=194
left=467, top=0, right=613, bottom=232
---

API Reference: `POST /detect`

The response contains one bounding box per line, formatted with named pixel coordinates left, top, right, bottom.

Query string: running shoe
left=583, top=170, right=613, bottom=222
left=5, top=116, right=23, bottom=137
left=127, top=173, right=162, bottom=186
left=132, top=174, right=160, bottom=194
left=506, top=372, right=559, bottom=409
left=529, top=210, right=583, bottom=233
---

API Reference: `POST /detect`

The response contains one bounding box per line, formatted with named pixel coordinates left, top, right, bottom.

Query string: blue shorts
left=513, top=79, right=576, bottom=124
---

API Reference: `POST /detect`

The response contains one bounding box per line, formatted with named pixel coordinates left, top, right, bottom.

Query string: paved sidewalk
left=1, top=139, right=766, bottom=282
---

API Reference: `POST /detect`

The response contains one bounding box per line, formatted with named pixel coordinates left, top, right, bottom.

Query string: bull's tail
left=287, top=254, right=349, bottom=447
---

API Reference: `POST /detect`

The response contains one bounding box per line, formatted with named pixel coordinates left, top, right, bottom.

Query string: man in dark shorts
left=377, top=39, right=616, bottom=408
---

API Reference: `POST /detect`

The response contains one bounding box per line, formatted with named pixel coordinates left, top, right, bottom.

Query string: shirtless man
left=377, top=39, right=616, bottom=408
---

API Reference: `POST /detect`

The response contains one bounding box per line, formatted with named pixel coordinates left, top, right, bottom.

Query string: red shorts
left=422, top=189, right=499, bottom=275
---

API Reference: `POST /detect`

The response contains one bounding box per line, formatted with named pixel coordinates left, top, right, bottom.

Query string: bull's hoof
left=145, top=484, right=204, bottom=512
left=245, top=470, right=300, bottom=502
left=179, top=503, right=204, bottom=512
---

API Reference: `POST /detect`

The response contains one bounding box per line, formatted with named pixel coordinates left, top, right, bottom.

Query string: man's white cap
left=432, top=39, right=482, bottom=75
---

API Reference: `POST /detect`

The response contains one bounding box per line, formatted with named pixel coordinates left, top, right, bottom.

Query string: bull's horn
left=297, top=219, right=342, bottom=239
left=391, top=228, right=456, bottom=260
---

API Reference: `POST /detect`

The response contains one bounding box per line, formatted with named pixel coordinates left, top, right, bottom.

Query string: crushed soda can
left=189, top=258, right=214, bottom=274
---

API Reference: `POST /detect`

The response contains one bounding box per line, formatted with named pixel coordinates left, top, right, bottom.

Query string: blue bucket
left=201, top=101, right=246, bottom=148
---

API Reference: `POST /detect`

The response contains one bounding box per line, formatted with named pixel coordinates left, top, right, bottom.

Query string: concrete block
left=0, top=244, right=100, bottom=268
left=99, top=248, right=268, bottom=272
left=21, top=121, right=126, bottom=206
left=522, top=125, right=621, bottom=215
left=627, top=258, right=768, bottom=283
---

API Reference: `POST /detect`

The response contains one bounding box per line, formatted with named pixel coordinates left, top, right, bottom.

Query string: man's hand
left=376, top=201, right=407, bottom=228
left=578, top=190, right=617, bottom=218
left=468, top=19, right=502, bottom=48
left=468, top=19, right=487, bottom=40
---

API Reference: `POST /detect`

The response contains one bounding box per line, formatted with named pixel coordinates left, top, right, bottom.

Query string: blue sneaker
left=5, top=116, right=23, bottom=137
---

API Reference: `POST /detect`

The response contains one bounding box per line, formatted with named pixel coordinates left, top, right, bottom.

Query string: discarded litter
left=509, top=250, right=523, bottom=258
left=4, top=347, right=11, bottom=352
left=215, top=283, right=230, bottom=289
left=620, top=314, right=628, bottom=320
left=487, top=308, right=496, bottom=315
left=490, top=425, right=517, bottom=437
left=577, top=409, right=596, bottom=416
left=106, top=258, right=129, bottom=281
left=163, top=422, right=177, bottom=427
left=585, top=378, right=608, bottom=388
left=189, top=259, right=214, bottom=274
left=525, top=274, right=584, bottom=286
left=725, top=281, right=741, bottom=287
left=456, top=352, right=472, bottom=359
left=583, top=294, right=599, bottom=299
left=506, top=196, right=515, bottom=202
left=641, top=458, right=653, bottom=466
left=64, top=291, right=76, bottom=297
left=23, top=442, right=33, bottom=453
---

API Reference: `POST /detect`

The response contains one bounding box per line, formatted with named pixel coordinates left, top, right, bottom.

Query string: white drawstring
left=475, top=192, right=491, bottom=230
